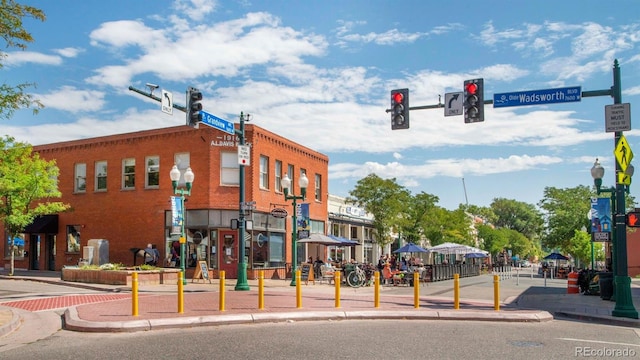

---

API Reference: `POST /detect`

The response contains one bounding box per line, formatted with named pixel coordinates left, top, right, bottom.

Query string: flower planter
left=61, top=267, right=180, bottom=286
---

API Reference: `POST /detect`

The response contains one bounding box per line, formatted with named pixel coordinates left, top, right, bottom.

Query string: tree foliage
left=0, top=135, right=69, bottom=274
left=490, top=198, right=543, bottom=240
left=0, top=0, right=46, bottom=119
left=347, top=174, right=410, bottom=249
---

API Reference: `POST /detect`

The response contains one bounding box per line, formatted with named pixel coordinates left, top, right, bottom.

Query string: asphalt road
left=1, top=319, right=639, bottom=360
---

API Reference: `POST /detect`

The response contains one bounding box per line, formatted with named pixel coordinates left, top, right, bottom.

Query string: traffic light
left=390, top=88, right=409, bottom=130
left=463, top=79, right=484, bottom=123
left=626, top=211, right=640, bottom=227
left=187, top=86, right=203, bottom=127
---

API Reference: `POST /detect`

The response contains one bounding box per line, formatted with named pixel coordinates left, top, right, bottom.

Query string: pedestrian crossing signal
left=626, top=212, right=640, bottom=227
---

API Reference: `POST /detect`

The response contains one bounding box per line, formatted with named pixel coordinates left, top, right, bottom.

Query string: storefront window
left=67, top=225, right=81, bottom=253
left=5, top=233, right=25, bottom=258
left=252, top=232, right=285, bottom=267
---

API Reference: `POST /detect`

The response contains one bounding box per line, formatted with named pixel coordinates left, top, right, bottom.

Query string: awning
left=24, top=215, right=58, bottom=233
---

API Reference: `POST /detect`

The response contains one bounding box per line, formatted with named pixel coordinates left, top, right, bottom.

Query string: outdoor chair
left=320, top=266, right=335, bottom=285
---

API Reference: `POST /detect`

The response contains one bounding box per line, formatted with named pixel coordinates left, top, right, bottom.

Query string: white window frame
left=74, top=163, right=86, bottom=193
left=95, top=161, right=107, bottom=191
left=275, top=160, right=282, bottom=193
left=259, top=155, right=269, bottom=189
left=221, top=152, right=239, bottom=185
left=146, top=156, right=160, bottom=188
left=122, top=158, right=135, bottom=189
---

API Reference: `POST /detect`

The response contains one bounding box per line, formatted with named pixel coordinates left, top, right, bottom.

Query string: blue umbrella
left=465, top=252, right=488, bottom=258
left=544, top=252, right=569, bottom=260
left=393, top=243, right=428, bottom=253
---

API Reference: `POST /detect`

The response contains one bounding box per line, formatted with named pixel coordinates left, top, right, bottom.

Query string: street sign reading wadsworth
left=493, top=86, right=581, bottom=108
left=200, top=110, right=235, bottom=135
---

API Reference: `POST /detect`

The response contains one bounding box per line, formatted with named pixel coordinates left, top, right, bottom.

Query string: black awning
left=24, top=215, right=58, bottom=233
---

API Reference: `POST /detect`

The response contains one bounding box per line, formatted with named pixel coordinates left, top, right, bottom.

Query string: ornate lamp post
left=281, top=172, right=308, bottom=286
left=591, top=158, right=638, bottom=319
left=170, top=165, right=195, bottom=286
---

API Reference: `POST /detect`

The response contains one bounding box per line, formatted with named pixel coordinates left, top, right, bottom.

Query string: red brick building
left=1, top=124, right=329, bottom=279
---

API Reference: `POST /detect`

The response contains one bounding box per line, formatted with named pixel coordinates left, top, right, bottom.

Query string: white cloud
left=53, top=47, right=84, bottom=58
left=172, top=0, right=217, bottom=22
left=4, top=51, right=62, bottom=66
left=35, top=86, right=106, bottom=113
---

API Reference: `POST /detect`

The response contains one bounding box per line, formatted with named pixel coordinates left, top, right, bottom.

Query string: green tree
left=477, top=224, right=508, bottom=255
left=347, top=174, right=410, bottom=250
left=399, top=191, right=439, bottom=244
left=490, top=198, right=543, bottom=240
left=538, top=185, right=593, bottom=253
left=0, top=0, right=46, bottom=119
left=0, top=136, right=69, bottom=275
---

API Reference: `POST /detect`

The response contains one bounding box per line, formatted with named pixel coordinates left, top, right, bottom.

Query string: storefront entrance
left=218, top=230, right=238, bottom=278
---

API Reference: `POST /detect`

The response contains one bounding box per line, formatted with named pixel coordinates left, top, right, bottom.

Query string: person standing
left=144, top=244, right=157, bottom=266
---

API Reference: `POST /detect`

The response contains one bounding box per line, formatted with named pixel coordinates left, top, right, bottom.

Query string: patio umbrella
left=465, top=252, right=488, bottom=258
left=427, top=242, right=473, bottom=254
left=393, top=243, right=428, bottom=253
left=297, top=233, right=342, bottom=245
left=329, top=235, right=358, bottom=247
left=544, top=252, right=569, bottom=260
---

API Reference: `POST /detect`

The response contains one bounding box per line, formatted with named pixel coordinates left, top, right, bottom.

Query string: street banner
left=591, top=197, right=612, bottom=242
left=297, top=203, right=310, bottom=239
left=170, top=196, right=183, bottom=236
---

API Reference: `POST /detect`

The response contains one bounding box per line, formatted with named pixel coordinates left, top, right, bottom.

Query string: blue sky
left=4, top=0, right=640, bottom=210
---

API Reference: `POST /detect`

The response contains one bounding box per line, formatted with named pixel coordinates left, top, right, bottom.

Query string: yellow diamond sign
left=614, top=134, right=633, bottom=173
left=618, top=171, right=631, bottom=185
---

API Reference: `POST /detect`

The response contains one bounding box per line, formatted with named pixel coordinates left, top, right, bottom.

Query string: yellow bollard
left=296, top=270, right=302, bottom=308
left=132, top=272, right=139, bottom=316
left=258, top=270, right=264, bottom=310
left=374, top=271, right=380, bottom=308
left=414, top=272, right=420, bottom=308
left=334, top=271, right=341, bottom=308
left=178, top=271, right=184, bottom=314
left=453, top=273, right=459, bottom=310
left=493, top=274, right=500, bottom=311
left=219, top=270, right=226, bottom=311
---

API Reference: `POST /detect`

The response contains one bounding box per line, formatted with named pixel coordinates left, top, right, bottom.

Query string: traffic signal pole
left=386, top=60, right=636, bottom=319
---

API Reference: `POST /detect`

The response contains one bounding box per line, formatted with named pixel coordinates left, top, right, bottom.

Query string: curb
left=553, top=311, right=640, bottom=328
left=0, top=309, right=21, bottom=337
left=63, top=306, right=553, bottom=333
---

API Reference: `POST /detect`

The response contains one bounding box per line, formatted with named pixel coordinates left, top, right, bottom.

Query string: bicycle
left=346, top=264, right=368, bottom=288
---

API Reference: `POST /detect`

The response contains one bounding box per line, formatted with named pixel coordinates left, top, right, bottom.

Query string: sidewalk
left=1, top=270, right=639, bottom=334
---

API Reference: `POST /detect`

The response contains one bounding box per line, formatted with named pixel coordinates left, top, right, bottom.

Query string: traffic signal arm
left=128, top=86, right=187, bottom=112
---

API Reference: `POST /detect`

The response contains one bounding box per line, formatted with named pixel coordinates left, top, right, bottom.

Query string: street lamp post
left=281, top=172, right=308, bottom=286
left=591, top=158, right=638, bottom=319
left=170, top=165, right=195, bottom=286
left=235, top=112, right=250, bottom=291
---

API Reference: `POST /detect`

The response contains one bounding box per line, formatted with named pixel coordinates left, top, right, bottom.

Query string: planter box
left=61, top=268, right=180, bottom=286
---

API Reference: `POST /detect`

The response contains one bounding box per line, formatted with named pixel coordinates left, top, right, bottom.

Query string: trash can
left=598, top=272, right=613, bottom=300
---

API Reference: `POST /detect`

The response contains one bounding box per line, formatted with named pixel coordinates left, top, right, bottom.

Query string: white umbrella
left=297, top=233, right=342, bottom=245
left=428, top=242, right=472, bottom=254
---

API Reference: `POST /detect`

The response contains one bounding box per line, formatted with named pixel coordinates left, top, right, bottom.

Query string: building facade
left=326, top=195, right=379, bottom=264
left=2, top=124, right=329, bottom=279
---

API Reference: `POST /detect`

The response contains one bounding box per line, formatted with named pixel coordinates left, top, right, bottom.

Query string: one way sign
left=444, top=92, right=463, bottom=117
